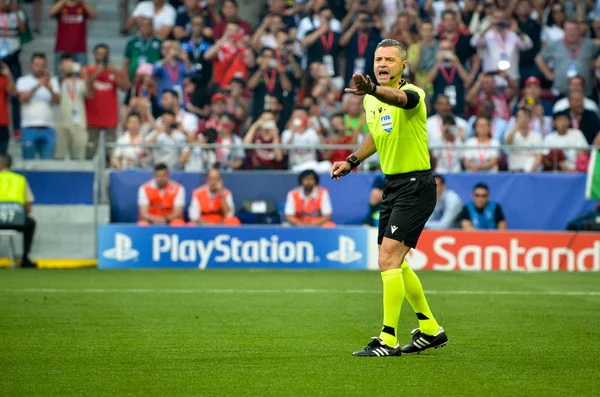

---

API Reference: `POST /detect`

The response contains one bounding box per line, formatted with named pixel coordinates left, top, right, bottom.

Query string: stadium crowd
left=1, top=0, right=600, bottom=173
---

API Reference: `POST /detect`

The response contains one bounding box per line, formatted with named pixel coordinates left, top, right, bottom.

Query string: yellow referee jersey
left=363, top=81, right=430, bottom=175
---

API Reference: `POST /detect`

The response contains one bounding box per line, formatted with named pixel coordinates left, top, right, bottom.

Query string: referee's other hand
left=345, top=73, right=374, bottom=96
left=331, top=161, right=351, bottom=179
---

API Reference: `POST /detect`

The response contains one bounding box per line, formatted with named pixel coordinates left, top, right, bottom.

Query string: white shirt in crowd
left=156, top=109, right=199, bottom=137
left=137, top=179, right=185, bottom=207
left=541, top=25, right=564, bottom=45
left=432, top=139, right=464, bottom=173
left=113, top=132, right=146, bottom=169
left=281, top=127, right=321, bottom=169
left=180, top=146, right=217, bottom=172
left=146, top=129, right=187, bottom=169
left=0, top=10, right=25, bottom=56
left=463, top=137, right=502, bottom=172
left=426, top=114, right=468, bottom=146
left=16, top=74, right=60, bottom=128
left=430, top=1, right=465, bottom=30
left=543, top=129, right=589, bottom=170
left=505, top=115, right=552, bottom=138
left=552, top=97, right=599, bottom=115
left=188, top=190, right=235, bottom=221
left=471, top=29, right=533, bottom=80
left=505, top=130, right=543, bottom=171
left=284, top=187, right=333, bottom=217
left=132, top=1, right=176, bottom=30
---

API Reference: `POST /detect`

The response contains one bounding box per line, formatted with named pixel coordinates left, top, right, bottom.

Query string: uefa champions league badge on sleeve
left=380, top=114, right=393, bottom=133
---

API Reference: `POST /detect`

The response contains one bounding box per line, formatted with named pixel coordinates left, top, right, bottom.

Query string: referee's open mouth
left=377, top=70, right=390, bottom=81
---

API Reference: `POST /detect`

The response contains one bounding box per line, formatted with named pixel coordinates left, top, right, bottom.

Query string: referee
left=331, top=39, right=448, bottom=357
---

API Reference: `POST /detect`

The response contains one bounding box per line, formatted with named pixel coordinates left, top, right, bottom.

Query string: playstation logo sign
left=326, top=235, right=363, bottom=264
left=103, top=233, right=139, bottom=262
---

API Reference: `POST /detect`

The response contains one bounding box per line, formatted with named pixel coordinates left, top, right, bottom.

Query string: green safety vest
left=0, top=171, right=26, bottom=205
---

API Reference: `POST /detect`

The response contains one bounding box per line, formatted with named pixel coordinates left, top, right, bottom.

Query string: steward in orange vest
left=188, top=168, right=241, bottom=226
left=137, top=163, right=186, bottom=226
left=284, top=169, right=335, bottom=227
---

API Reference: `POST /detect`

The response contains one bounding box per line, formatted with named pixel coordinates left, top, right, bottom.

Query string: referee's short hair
left=376, top=39, right=407, bottom=60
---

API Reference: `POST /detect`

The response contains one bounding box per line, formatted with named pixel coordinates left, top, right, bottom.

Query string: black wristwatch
left=346, top=154, right=361, bottom=170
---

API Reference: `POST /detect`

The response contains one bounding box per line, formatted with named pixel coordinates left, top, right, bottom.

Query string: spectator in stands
left=427, top=95, right=467, bottom=146
left=466, top=98, right=508, bottom=142
left=467, top=0, right=495, bottom=35
left=322, top=113, right=359, bottom=165
left=203, top=22, right=253, bottom=88
left=363, top=172, right=384, bottom=227
left=552, top=75, right=599, bottom=115
left=437, top=10, right=480, bottom=84
left=181, top=15, right=213, bottom=89
left=50, top=0, right=98, bottom=74
left=514, top=76, right=552, bottom=117
left=126, top=0, right=176, bottom=39
left=561, top=90, right=600, bottom=145
left=55, top=54, right=92, bottom=161
left=281, top=107, right=323, bottom=170
left=122, top=63, right=161, bottom=121
left=0, top=154, right=36, bottom=268
left=425, top=174, right=463, bottom=229
left=123, top=17, right=162, bottom=83
left=431, top=115, right=464, bottom=174
left=214, top=112, right=244, bottom=170
left=541, top=2, right=566, bottom=46
left=536, top=20, right=599, bottom=98
left=302, top=95, right=329, bottom=136
left=265, top=0, right=296, bottom=32
left=17, top=53, right=60, bottom=160
left=506, top=81, right=553, bottom=138
left=515, top=0, right=542, bottom=83
left=243, top=116, right=283, bottom=170
left=247, top=47, right=292, bottom=121
left=137, top=163, right=186, bottom=226
left=156, top=89, right=198, bottom=138
left=339, top=11, right=381, bottom=86
left=460, top=182, right=507, bottom=230
left=463, top=116, right=501, bottom=173
left=407, top=19, right=437, bottom=101
left=427, top=39, right=471, bottom=118
left=85, top=44, right=129, bottom=160
left=224, top=77, right=247, bottom=125
left=301, top=7, right=342, bottom=78
left=0, top=1, right=25, bottom=136
left=504, top=107, right=543, bottom=172
left=179, top=127, right=217, bottom=171
left=296, top=0, right=341, bottom=52
left=342, top=94, right=368, bottom=139
left=542, top=111, right=589, bottom=172
left=173, top=0, right=202, bottom=39
left=212, top=0, right=252, bottom=39
left=471, top=9, right=533, bottom=83
left=146, top=110, right=186, bottom=169
left=284, top=169, right=335, bottom=227
left=388, top=11, right=417, bottom=48
left=153, top=40, right=189, bottom=103
left=466, top=72, right=513, bottom=121
left=188, top=167, right=241, bottom=225
left=112, top=113, right=149, bottom=170
left=0, top=62, right=15, bottom=155
left=250, top=13, right=287, bottom=51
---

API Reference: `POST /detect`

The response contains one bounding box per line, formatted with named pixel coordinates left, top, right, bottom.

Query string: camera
left=268, top=59, right=278, bottom=68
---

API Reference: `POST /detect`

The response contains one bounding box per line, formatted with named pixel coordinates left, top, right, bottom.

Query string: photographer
left=428, top=39, right=471, bottom=118
left=430, top=115, right=465, bottom=174
left=470, top=9, right=532, bottom=83
left=339, top=11, right=381, bottom=87
left=179, top=127, right=217, bottom=171
left=55, top=54, right=93, bottom=160
left=153, top=40, right=190, bottom=105
left=146, top=109, right=186, bottom=169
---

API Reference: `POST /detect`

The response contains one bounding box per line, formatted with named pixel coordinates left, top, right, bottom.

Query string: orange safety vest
left=142, top=181, right=183, bottom=218
left=192, top=185, right=232, bottom=224
left=292, top=187, right=327, bottom=222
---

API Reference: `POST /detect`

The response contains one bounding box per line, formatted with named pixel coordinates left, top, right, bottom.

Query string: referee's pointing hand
left=330, top=161, right=351, bottom=180
left=345, top=73, right=375, bottom=96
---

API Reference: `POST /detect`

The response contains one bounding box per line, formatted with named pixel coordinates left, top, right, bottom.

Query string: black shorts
left=377, top=170, right=437, bottom=248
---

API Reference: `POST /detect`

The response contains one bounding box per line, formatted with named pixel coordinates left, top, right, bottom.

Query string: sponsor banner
left=98, top=225, right=368, bottom=269
left=367, top=229, right=600, bottom=272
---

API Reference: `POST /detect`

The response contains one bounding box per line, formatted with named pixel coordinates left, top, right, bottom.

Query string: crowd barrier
left=98, top=225, right=600, bottom=271
left=109, top=171, right=596, bottom=230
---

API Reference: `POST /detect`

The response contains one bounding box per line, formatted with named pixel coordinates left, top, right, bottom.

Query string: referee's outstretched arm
left=344, top=73, right=420, bottom=109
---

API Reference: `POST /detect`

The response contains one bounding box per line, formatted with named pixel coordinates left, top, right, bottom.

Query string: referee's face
left=373, top=46, right=406, bottom=86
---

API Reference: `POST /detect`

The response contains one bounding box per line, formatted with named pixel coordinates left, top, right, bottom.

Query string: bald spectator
left=138, top=163, right=186, bottom=226
left=188, top=168, right=241, bottom=226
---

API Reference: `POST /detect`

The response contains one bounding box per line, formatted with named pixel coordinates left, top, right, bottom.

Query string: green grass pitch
left=1, top=269, right=599, bottom=396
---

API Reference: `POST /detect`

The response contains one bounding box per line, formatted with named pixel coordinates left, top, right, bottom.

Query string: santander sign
left=407, top=231, right=600, bottom=272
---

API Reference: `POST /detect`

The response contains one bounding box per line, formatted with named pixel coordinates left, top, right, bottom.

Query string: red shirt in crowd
left=0, top=76, right=9, bottom=126
left=84, top=66, right=120, bottom=128
left=327, top=135, right=355, bottom=164
left=54, top=3, right=89, bottom=53
left=212, top=44, right=249, bottom=88
left=212, top=19, right=252, bottom=40
left=248, top=133, right=282, bottom=170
